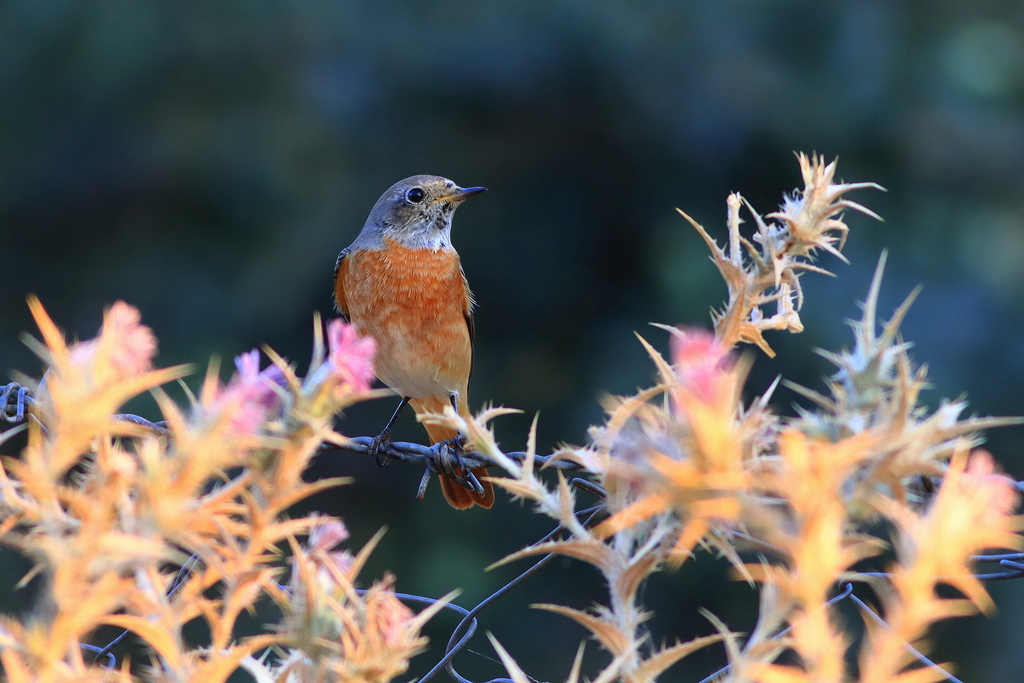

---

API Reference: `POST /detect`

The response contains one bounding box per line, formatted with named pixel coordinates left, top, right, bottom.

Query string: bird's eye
left=406, top=187, right=425, bottom=204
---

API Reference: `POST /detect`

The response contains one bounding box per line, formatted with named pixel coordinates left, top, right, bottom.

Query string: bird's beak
left=436, top=186, right=487, bottom=203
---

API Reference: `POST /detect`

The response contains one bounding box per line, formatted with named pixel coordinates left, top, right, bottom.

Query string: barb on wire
left=320, top=436, right=584, bottom=475
left=1, top=382, right=33, bottom=424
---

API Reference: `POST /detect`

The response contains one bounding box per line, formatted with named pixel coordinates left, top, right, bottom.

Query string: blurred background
left=2, top=0, right=1024, bottom=680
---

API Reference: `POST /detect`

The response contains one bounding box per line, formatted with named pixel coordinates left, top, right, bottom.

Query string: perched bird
left=333, top=175, right=495, bottom=509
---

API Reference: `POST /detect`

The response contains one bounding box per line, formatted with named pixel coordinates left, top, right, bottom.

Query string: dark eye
left=406, top=187, right=425, bottom=204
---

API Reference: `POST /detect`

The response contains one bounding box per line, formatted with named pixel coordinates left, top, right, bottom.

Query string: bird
left=333, top=175, right=495, bottom=509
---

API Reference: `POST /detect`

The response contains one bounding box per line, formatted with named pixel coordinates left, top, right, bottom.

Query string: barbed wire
left=4, top=381, right=1023, bottom=682
left=1, top=382, right=583, bottom=484
left=1, top=382, right=32, bottom=424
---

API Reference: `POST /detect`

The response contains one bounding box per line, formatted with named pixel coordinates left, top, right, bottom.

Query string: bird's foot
left=436, top=434, right=484, bottom=495
left=368, top=431, right=393, bottom=467
left=438, top=433, right=467, bottom=457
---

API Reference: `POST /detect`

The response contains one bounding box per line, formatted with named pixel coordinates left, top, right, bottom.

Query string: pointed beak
left=437, top=186, right=487, bottom=203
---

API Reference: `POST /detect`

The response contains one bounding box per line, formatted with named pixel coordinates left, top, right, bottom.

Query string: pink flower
left=327, top=320, right=376, bottom=393
left=100, top=302, right=157, bottom=377
left=234, top=350, right=286, bottom=405
left=964, top=450, right=1020, bottom=519
left=306, top=519, right=355, bottom=586
left=69, top=301, right=156, bottom=383
left=309, top=519, right=350, bottom=552
left=218, top=350, right=284, bottom=437
left=670, top=328, right=732, bottom=405
left=374, top=587, right=415, bottom=648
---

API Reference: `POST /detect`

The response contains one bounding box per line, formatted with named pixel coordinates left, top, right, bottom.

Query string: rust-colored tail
left=409, top=395, right=494, bottom=510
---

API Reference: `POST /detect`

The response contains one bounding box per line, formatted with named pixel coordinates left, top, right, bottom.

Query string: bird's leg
left=370, top=396, right=410, bottom=466
left=442, top=393, right=467, bottom=453
left=435, top=393, right=467, bottom=456
left=436, top=393, right=483, bottom=494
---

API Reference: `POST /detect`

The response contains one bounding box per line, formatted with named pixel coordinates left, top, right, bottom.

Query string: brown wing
left=333, top=248, right=350, bottom=321
left=462, top=266, right=475, bottom=383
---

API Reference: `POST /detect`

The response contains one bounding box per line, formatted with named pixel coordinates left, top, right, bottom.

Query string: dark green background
left=3, top=1, right=1024, bottom=680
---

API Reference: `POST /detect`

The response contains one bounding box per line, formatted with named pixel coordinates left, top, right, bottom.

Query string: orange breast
left=336, top=239, right=473, bottom=400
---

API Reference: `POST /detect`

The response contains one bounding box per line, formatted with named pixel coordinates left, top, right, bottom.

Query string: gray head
left=352, top=175, right=486, bottom=250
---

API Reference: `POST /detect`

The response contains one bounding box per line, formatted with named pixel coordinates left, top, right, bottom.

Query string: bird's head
left=357, top=175, right=486, bottom=249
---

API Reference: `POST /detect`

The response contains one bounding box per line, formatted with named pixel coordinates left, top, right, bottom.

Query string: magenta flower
left=670, top=328, right=732, bottom=406
left=327, top=320, right=376, bottom=393
left=234, top=350, right=286, bottom=405
left=218, top=349, right=285, bottom=437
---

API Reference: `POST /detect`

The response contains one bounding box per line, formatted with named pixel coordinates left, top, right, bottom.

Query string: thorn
left=416, top=469, right=431, bottom=500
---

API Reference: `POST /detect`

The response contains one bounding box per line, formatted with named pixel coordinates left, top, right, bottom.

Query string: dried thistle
left=787, top=253, right=1023, bottom=513
left=241, top=519, right=448, bottom=683
left=858, top=448, right=1022, bottom=683
left=742, top=431, right=883, bottom=683
left=678, top=153, right=882, bottom=357
left=0, top=301, right=437, bottom=682
left=595, top=329, right=754, bottom=564
left=481, top=154, right=1021, bottom=683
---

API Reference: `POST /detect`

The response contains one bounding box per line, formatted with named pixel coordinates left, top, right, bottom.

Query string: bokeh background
left=3, top=1, right=1024, bottom=680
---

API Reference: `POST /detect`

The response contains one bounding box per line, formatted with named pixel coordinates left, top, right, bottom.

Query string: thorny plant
left=0, top=302, right=446, bottom=682
left=0, top=153, right=1020, bottom=683
left=425, top=155, right=1022, bottom=683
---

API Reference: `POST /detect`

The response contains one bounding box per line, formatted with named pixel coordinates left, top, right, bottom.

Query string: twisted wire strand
left=1, top=382, right=582, bottom=476
left=1, top=382, right=33, bottom=424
